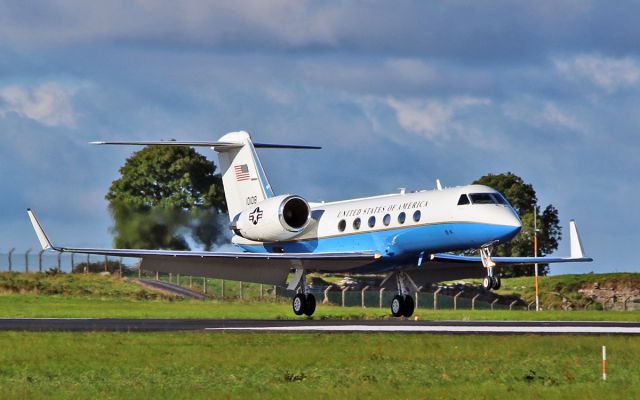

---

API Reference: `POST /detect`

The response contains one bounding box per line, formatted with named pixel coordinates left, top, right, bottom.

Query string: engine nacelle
left=231, top=195, right=311, bottom=242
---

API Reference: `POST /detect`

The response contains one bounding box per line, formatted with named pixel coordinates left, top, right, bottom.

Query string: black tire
left=292, top=293, right=307, bottom=316
left=482, top=276, right=492, bottom=290
left=492, top=276, right=501, bottom=290
left=304, top=293, right=316, bottom=316
left=402, top=295, right=415, bottom=318
left=391, top=295, right=404, bottom=317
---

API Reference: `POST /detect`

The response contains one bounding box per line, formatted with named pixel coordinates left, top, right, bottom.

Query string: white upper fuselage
left=233, top=184, right=522, bottom=270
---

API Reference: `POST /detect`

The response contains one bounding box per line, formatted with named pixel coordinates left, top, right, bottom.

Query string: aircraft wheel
left=492, top=276, right=501, bottom=290
left=402, top=295, right=415, bottom=318
left=292, top=293, right=307, bottom=316
left=391, top=295, right=405, bottom=317
left=482, top=276, right=492, bottom=290
left=304, top=293, right=316, bottom=316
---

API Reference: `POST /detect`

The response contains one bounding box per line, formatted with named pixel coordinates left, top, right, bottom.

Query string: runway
left=1, top=318, right=639, bottom=334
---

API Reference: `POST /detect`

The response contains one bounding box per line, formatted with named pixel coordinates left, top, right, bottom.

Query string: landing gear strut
left=390, top=272, right=416, bottom=318
left=289, top=269, right=316, bottom=316
left=480, top=245, right=501, bottom=290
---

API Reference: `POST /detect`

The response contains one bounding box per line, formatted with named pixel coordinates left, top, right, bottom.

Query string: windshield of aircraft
left=469, top=193, right=509, bottom=205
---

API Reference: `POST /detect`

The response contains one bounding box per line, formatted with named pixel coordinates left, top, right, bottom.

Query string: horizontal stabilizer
left=90, top=141, right=320, bottom=150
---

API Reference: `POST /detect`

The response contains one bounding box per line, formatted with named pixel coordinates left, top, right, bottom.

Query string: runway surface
left=1, top=318, right=639, bottom=334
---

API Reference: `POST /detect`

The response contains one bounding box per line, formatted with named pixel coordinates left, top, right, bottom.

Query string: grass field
left=0, top=331, right=636, bottom=399
left=2, top=295, right=640, bottom=321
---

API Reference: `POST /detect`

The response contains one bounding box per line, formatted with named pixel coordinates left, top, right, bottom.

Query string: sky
left=0, top=1, right=638, bottom=273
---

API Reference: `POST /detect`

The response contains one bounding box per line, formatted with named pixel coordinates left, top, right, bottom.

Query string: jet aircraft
left=28, top=131, right=592, bottom=317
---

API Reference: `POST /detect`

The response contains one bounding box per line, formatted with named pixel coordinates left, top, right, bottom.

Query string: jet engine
left=231, top=195, right=311, bottom=242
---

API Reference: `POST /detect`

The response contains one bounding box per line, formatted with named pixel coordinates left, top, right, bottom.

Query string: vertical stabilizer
left=215, top=131, right=274, bottom=219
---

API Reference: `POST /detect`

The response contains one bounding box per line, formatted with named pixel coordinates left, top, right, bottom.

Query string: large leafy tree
left=106, top=145, right=227, bottom=250
left=474, top=172, right=561, bottom=277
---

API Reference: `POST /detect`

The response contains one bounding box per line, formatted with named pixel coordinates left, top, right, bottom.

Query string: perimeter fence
left=0, top=249, right=590, bottom=311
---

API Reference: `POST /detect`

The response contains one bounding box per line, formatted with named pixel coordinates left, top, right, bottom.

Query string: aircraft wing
left=27, top=209, right=379, bottom=286
left=429, top=220, right=593, bottom=266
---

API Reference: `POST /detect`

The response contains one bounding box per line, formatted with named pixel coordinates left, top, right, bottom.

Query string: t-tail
left=90, top=130, right=320, bottom=220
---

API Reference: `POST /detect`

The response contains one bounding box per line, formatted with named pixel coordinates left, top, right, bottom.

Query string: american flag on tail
left=234, top=164, right=250, bottom=181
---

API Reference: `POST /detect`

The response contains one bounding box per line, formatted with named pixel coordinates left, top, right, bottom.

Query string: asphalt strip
left=205, top=325, right=640, bottom=334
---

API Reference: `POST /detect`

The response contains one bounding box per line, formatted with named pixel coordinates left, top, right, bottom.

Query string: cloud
left=0, top=82, right=76, bottom=127
left=387, top=96, right=491, bottom=140
left=502, top=97, right=586, bottom=134
left=554, top=54, right=640, bottom=93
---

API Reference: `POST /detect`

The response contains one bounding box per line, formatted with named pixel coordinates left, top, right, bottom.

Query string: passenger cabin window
left=457, top=194, right=470, bottom=205
left=353, top=218, right=361, bottom=230
left=338, top=219, right=346, bottom=232
left=398, top=212, right=406, bottom=224
left=469, top=193, right=496, bottom=204
left=383, top=214, right=391, bottom=226
left=413, top=210, right=421, bottom=222
left=368, top=216, right=376, bottom=228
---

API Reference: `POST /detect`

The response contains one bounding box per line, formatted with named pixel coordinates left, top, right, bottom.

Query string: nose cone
left=504, top=211, right=522, bottom=239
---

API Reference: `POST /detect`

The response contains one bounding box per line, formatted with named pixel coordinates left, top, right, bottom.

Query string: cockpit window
left=469, top=193, right=496, bottom=204
left=492, top=193, right=508, bottom=205
left=457, top=194, right=470, bottom=205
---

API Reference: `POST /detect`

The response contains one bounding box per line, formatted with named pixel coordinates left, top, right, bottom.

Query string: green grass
left=1, top=295, right=640, bottom=321
left=0, top=332, right=636, bottom=399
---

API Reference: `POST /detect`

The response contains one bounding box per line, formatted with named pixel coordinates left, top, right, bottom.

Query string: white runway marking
left=206, top=325, right=640, bottom=334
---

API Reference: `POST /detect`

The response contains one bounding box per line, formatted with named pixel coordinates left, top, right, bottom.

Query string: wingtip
left=26, top=209, right=53, bottom=251
left=569, top=220, right=586, bottom=259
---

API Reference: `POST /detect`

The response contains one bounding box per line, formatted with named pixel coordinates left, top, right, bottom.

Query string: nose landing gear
left=480, top=244, right=501, bottom=291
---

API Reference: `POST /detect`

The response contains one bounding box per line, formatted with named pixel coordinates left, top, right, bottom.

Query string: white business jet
left=28, top=131, right=592, bottom=317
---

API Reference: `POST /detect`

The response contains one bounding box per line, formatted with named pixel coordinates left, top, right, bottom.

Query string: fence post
left=203, top=277, right=207, bottom=294
left=323, top=286, right=332, bottom=304
left=491, top=298, right=498, bottom=310
left=57, top=252, right=61, bottom=271
left=177, top=274, right=181, bottom=286
left=239, top=281, right=243, bottom=300
left=104, top=255, right=108, bottom=272
left=25, top=249, right=31, bottom=273
left=260, top=284, right=264, bottom=299
left=379, top=288, right=385, bottom=308
left=472, top=294, right=480, bottom=310
left=341, top=288, right=348, bottom=307
left=509, top=300, right=518, bottom=310
left=415, top=286, right=423, bottom=309
left=361, top=286, right=369, bottom=308
left=221, top=280, right=225, bottom=299
left=155, top=271, right=159, bottom=281
left=38, top=250, right=44, bottom=273
left=119, top=257, right=123, bottom=278
left=85, top=254, right=89, bottom=274
left=454, top=291, right=463, bottom=310
left=8, top=248, right=15, bottom=272
left=273, top=284, right=276, bottom=300
left=433, top=287, right=442, bottom=310
left=71, top=253, right=75, bottom=273
left=138, top=263, right=141, bottom=278
left=169, top=273, right=172, bottom=283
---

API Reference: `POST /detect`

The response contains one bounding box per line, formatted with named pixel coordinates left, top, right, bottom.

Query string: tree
left=106, top=145, right=227, bottom=250
left=474, top=172, right=561, bottom=277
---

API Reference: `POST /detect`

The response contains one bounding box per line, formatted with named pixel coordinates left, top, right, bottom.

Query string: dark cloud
left=0, top=1, right=638, bottom=271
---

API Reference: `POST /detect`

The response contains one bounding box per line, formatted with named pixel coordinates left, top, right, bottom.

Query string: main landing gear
left=480, top=245, right=501, bottom=290
left=390, top=271, right=416, bottom=318
left=289, top=269, right=316, bottom=316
